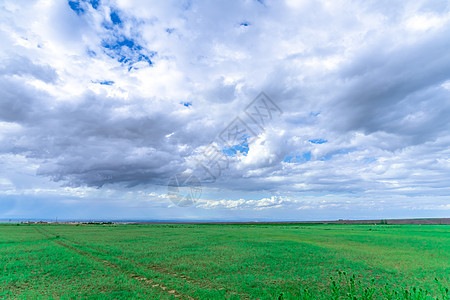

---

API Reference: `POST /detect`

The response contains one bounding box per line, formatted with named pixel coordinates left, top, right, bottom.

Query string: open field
left=0, top=224, right=449, bottom=299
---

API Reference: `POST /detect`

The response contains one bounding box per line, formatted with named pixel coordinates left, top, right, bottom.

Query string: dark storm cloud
left=330, top=28, right=450, bottom=145
left=0, top=57, right=58, bottom=123
left=24, top=98, right=200, bottom=187
left=0, top=75, right=203, bottom=187
left=0, top=56, right=58, bottom=83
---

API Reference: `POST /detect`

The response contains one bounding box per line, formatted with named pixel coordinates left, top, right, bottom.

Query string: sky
left=0, top=0, right=449, bottom=221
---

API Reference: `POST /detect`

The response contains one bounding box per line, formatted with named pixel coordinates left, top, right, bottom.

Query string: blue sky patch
left=68, top=0, right=99, bottom=14
left=284, top=151, right=311, bottom=163
left=223, top=139, right=249, bottom=157
left=68, top=1, right=85, bottom=15
left=110, top=10, right=122, bottom=25
left=90, top=0, right=99, bottom=9
left=103, top=38, right=140, bottom=51
left=92, top=80, right=114, bottom=85
left=99, top=6, right=156, bottom=69
left=309, top=138, right=327, bottom=144
left=102, top=36, right=156, bottom=68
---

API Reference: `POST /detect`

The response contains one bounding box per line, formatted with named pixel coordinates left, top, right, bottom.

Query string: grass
left=0, top=223, right=448, bottom=299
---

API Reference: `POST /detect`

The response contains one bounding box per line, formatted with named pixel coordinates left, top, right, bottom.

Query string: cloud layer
left=0, top=0, right=449, bottom=220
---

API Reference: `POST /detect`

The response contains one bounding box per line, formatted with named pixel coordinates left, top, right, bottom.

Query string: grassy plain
left=0, top=223, right=449, bottom=299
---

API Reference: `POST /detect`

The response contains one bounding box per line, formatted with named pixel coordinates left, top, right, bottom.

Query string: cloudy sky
left=0, top=0, right=449, bottom=221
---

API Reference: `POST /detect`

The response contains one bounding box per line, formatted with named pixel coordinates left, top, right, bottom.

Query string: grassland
left=0, top=223, right=449, bottom=299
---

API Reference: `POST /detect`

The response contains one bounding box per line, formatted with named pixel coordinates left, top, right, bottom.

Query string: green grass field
left=0, top=223, right=448, bottom=299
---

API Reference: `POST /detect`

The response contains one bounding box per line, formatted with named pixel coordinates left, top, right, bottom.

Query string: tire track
left=35, top=227, right=192, bottom=300
left=37, top=226, right=252, bottom=299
